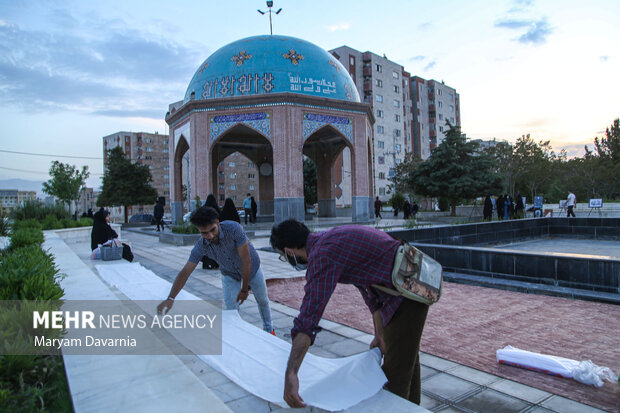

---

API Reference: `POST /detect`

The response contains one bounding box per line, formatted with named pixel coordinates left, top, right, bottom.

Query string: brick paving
left=267, top=278, right=620, bottom=412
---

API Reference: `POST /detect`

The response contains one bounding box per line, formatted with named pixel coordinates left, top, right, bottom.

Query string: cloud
left=408, top=55, right=426, bottom=62
left=418, top=22, right=431, bottom=31
left=424, top=61, right=436, bottom=71
left=327, top=23, right=350, bottom=32
left=507, top=0, right=535, bottom=13
left=91, top=109, right=167, bottom=119
left=0, top=14, right=202, bottom=118
left=495, top=17, right=552, bottom=45
left=600, top=55, right=609, bottom=62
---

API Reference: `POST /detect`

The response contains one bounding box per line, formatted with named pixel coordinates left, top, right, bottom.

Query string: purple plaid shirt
left=291, top=225, right=404, bottom=343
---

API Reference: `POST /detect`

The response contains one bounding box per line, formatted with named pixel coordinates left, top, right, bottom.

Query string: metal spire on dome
left=257, top=1, right=282, bottom=35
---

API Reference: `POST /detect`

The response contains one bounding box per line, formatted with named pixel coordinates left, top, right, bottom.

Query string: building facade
left=217, top=152, right=260, bottom=207
left=330, top=46, right=414, bottom=201
left=77, top=187, right=99, bottom=216
left=411, top=77, right=460, bottom=159
left=102, top=131, right=171, bottom=215
left=0, top=189, right=36, bottom=214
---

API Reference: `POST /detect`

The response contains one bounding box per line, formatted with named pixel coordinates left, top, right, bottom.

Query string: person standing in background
left=251, top=196, right=258, bottom=224
left=566, top=190, right=577, bottom=217
left=243, top=193, right=252, bottom=225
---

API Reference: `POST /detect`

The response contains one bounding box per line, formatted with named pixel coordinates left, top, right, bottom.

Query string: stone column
left=315, top=152, right=336, bottom=217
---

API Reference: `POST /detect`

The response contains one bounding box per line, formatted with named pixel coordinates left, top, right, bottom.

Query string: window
left=162, top=149, right=169, bottom=153
left=439, top=126, right=444, bottom=132
left=376, top=109, right=384, bottom=118
left=451, top=117, right=455, bottom=123
left=393, top=99, right=400, bottom=108
left=437, top=89, right=442, bottom=96
left=146, top=147, right=153, bottom=152
left=229, top=173, right=236, bottom=179
left=375, top=79, right=383, bottom=87
left=379, top=187, right=386, bottom=195
left=378, top=156, right=385, bottom=164
left=148, top=165, right=152, bottom=169
left=392, top=71, right=399, bottom=79
left=145, top=138, right=152, bottom=143
left=350, top=56, right=354, bottom=65
left=378, top=172, right=385, bottom=179
left=394, top=129, right=401, bottom=137
left=162, top=139, right=168, bottom=144
left=450, top=104, right=454, bottom=112
left=404, top=79, right=408, bottom=86
left=395, top=114, right=401, bottom=122
left=248, top=173, right=255, bottom=179
left=229, top=184, right=237, bottom=190
left=228, top=162, right=236, bottom=167
left=393, top=85, right=399, bottom=93
left=219, top=184, right=225, bottom=189
left=163, top=174, right=169, bottom=179
left=449, top=93, right=453, bottom=100
left=439, top=114, right=443, bottom=120
left=375, top=94, right=383, bottom=103
left=249, top=185, right=255, bottom=190
left=232, top=195, right=237, bottom=201
left=377, top=125, right=384, bottom=134
left=145, top=155, right=152, bottom=160
left=377, top=140, right=385, bottom=149
left=438, top=101, right=443, bottom=108
left=395, top=144, right=402, bottom=152
left=389, top=168, right=396, bottom=177
left=248, top=162, right=254, bottom=168
left=163, top=166, right=169, bottom=170
left=375, top=64, right=382, bottom=72
left=220, top=195, right=225, bottom=201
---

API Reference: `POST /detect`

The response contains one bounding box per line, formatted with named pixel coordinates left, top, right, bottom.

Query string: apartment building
left=77, top=187, right=100, bottom=215
left=102, top=131, right=170, bottom=215
left=217, top=152, right=260, bottom=207
left=331, top=46, right=414, bottom=201
left=0, top=189, right=36, bottom=214
left=411, top=77, right=460, bottom=159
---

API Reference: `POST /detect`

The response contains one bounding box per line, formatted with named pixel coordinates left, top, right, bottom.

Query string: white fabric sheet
left=96, top=263, right=387, bottom=410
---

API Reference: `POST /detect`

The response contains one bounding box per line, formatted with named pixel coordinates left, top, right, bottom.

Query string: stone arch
left=210, top=124, right=274, bottom=216
left=173, top=135, right=190, bottom=205
left=303, top=124, right=353, bottom=217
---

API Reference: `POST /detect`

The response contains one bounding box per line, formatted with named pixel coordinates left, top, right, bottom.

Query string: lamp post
left=257, top=0, right=282, bottom=35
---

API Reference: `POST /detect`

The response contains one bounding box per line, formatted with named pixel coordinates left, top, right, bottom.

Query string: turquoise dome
left=185, top=35, right=360, bottom=103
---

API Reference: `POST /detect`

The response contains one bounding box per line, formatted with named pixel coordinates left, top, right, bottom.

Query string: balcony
left=362, top=65, right=372, bottom=77
left=363, top=80, right=373, bottom=92
left=429, top=104, right=435, bottom=111
left=362, top=52, right=372, bottom=62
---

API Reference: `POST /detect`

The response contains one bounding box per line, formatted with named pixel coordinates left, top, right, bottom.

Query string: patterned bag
left=373, top=243, right=442, bottom=305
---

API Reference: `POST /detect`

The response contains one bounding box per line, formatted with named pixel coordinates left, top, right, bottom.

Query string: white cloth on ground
left=96, top=262, right=387, bottom=410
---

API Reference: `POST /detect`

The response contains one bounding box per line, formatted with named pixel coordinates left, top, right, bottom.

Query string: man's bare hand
left=236, top=289, right=249, bottom=305
left=283, top=371, right=306, bottom=408
left=157, top=299, right=173, bottom=315
left=370, top=335, right=386, bottom=354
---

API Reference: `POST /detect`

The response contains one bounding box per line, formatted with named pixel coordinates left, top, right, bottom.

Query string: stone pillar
left=171, top=201, right=183, bottom=225
left=315, top=154, right=336, bottom=217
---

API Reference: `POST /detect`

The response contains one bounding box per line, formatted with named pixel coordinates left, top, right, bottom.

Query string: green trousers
left=382, top=299, right=429, bottom=404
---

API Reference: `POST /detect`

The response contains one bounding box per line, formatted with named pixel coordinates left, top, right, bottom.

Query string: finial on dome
left=257, top=1, right=282, bottom=35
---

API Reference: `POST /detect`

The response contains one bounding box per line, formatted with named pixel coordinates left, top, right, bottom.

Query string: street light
left=257, top=0, right=282, bottom=35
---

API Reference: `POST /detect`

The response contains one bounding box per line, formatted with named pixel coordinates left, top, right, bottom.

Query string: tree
left=513, top=135, right=556, bottom=202
left=97, top=147, right=158, bottom=222
left=303, top=157, right=317, bottom=207
left=389, top=152, right=423, bottom=194
left=593, top=118, right=620, bottom=161
left=488, top=141, right=517, bottom=194
left=42, top=161, right=89, bottom=214
left=408, top=124, right=503, bottom=216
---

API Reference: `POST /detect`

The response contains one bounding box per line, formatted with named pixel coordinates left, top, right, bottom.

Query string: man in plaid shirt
left=270, top=219, right=429, bottom=408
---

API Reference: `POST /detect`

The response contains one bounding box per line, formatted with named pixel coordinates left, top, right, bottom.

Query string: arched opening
left=210, top=124, right=274, bottom=218
left=173, top=136, right=190, bottom=213
left=303, top=125, right=352, bottom=217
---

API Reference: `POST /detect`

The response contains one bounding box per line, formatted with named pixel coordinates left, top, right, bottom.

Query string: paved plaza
left=51, top=223, right=616, bottom=413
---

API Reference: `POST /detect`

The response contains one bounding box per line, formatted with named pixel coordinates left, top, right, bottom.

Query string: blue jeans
left=221, top=266, right=273, bottom=332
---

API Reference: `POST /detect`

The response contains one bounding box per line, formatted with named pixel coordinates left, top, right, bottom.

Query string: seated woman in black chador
left=219, top=198, right=241, bottom=223
left=91, top=208, right=133, bottom=261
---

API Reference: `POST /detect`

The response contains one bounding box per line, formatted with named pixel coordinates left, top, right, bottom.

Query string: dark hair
left=270, top=219, right=310, bottom=251
left=190, top=206, right=220, bottom=227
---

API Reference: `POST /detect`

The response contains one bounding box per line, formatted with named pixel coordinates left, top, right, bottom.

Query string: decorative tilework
left=303, top=113, right=353, bottom=142
left=209, top=112, right=271, bottom=142
left=231, top=50, right=252, bottom=66
left=283, top=49, right=304, bottom=65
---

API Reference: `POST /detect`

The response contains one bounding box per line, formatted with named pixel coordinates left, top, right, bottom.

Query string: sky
left=1, top=0, right=619, bottom=191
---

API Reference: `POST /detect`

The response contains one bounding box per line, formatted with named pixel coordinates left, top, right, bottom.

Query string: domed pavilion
left=165, top=35, right=375, bottom=224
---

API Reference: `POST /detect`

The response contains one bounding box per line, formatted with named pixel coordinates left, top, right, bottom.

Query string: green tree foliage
left=408, top=124, right=503, bottom=216
left=42, top=161, right=89, bottom=212
left=97, top=147, right=158, bottom=222
left=389, top=152, right=423, bottom=194
left=593, top=118, right=620, bottom=161
left=303, top=157, right=317, bottom=206
left=513, top=135, right=557, bottom=201
left=389, top=192, right=406, bottom=211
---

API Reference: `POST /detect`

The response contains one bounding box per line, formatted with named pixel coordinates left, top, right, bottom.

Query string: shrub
left=390, top=192, right=406, bottom=211
left=77, top=217, right=93, bottom=227
left=438, top=197, right=450, bottom=212
left=11, top=200, right=70, bottom=222
left=0, top=216, right=9, bottom=236
left=171, top=224, right=199, bottom=234
left=9, top=229, right=44, bottom=250
left=42, top=215, right=63, bottom=230
left=60, top=219, right=78, bottom=229
left=11, top=219, right=43, bottom=231
left=0, top=245, right=63, bottom=300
